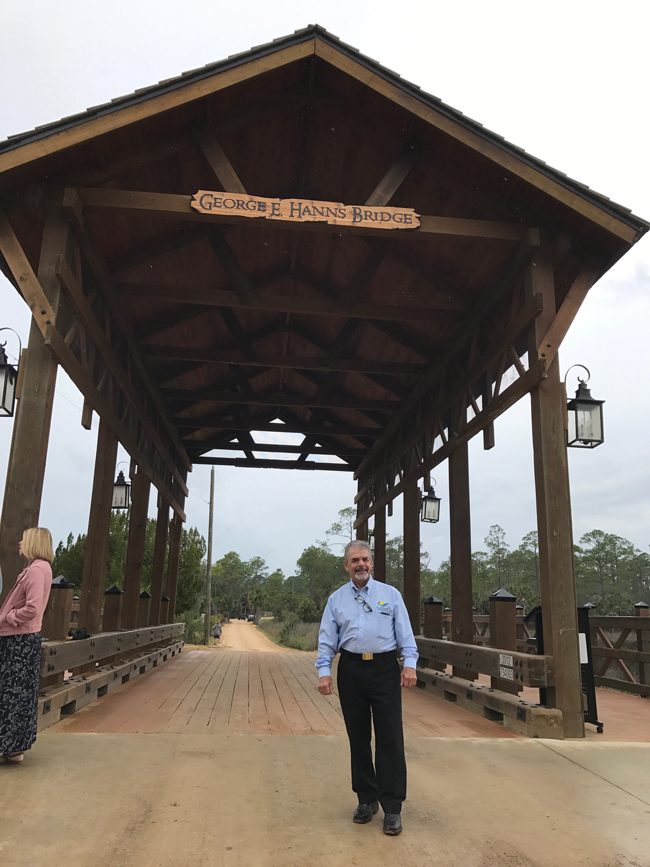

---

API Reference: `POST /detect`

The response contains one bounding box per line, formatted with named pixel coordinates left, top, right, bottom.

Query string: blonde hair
left=21, top=527, right=54, bottom=564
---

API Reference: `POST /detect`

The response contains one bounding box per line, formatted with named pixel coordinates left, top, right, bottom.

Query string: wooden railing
left=415, top=635, right=562, bottom=737
left=38, top=623, right=184, bottom=730
left=589, top=615, right=650, bottom=698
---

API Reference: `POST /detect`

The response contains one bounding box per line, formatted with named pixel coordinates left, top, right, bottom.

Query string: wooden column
left=528, top=248, right=584, bottom=737
left=0, top=208, right=70, bottom=598
left=423, top=596, right=445, bottom=672
left=102, top=585, right=123, bottom=632
left=121, top=467, right=151, bottom=628
left=149, top=497, right=169, bottom=625
left=403, top=478, right=421, bottom=634
left=41, top=581, right=74, bottom=641
left=634, top=602, right=648, bottom=689
left=165, top=514, right=183, bottom=622
left=373, top=504, right=386, bottom=582
left=449, top=441, right=476, bottom=679
left=355, top=480, right=368, bottom=542
left=78, top=417, right=118, bottom=632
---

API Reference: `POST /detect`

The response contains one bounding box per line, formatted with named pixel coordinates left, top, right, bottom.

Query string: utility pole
left=204, top=467, right=214, bottom=645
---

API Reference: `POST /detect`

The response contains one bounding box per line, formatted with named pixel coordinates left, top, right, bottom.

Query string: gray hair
left=343, top=540, right=372, bottom=561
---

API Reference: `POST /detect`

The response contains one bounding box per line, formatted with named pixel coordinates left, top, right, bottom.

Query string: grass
left=259, top=618, right=319, bottom=651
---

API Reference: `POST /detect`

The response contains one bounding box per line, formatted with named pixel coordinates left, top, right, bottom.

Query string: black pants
left=336, top=650, right=406, bottom=814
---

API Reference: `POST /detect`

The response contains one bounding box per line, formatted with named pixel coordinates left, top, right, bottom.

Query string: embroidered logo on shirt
left=377, top=601, right=392, bottom=615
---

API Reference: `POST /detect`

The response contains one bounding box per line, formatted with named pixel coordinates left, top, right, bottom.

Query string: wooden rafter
left=143, top=344, right=425, bottom=375
left=191, top=456, right=354, bottom=471
left=74, top=186, right=532, bottom=242
left=118, top=279, right=464, bottom=324
left=162, top=387, right=400, bottom=411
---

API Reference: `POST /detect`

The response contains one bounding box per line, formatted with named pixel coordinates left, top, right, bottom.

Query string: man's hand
left=401, top=667, right=417, bottom=688
left=318, top=676, right=333, bottom=695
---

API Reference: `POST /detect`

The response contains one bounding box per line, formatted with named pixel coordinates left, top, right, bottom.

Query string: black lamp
left=0, top=328, right=21, bottom=418
left=565, top=365, right=604, bottom=449
left=420, top=479, right=441, bottom=523
left=112, top=469, right=131, bottom=510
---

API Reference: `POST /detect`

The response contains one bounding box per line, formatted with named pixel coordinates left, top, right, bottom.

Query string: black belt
left=340, top=648, right=397, bottom=662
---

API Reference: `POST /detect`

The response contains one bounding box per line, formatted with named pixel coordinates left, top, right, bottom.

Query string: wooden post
left=165, top=514, right=183, bottom=621
left=423, top=596, right=445, bottom=671
left=149, top=496, right=169, bottom=625
left=0, top=206, right=72, bottom=598
left=121, top=467, right=151, bottom=628
left=160, top=594, right=170, bottom=625
left=102, top=585, right=123, bottom=632
left=137, top=590, right=152, bottom=627
left=41, top=581, right=74, bottom=641
left=373, top=504, right=386, bottom=582
left=355, top=480, right=368, bottom=542
left=528, top=248, right=584, bottom=737
left=403, top=478, right=421, bottom=634
left=449, top=441, right=476, bottom=679
left=635, top=602, right=649, bottom=688
left=78, top=417, right=118, bottom=633
left=489, top=588, right=518, bottom=694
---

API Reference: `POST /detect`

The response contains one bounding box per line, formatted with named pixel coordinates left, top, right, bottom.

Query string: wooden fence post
left=102, top=585, right=123, bottom=632
left=489, top=588, right=518, bottom=694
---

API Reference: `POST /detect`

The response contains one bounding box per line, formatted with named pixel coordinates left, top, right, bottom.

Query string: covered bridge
left=0, top=25, right=647, bottom=738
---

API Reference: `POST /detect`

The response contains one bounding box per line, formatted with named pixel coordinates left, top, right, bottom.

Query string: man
left=316, top=540, right=418, bottom=836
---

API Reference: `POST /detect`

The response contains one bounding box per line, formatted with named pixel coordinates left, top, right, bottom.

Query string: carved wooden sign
left=191, top=191, right=420, bottom=230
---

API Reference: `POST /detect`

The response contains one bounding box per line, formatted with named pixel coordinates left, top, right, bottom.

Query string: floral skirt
left=0, top=632, right=42, bottom=754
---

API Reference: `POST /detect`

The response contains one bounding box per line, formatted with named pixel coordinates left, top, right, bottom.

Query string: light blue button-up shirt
left=316, top=576, right=418, bottom=677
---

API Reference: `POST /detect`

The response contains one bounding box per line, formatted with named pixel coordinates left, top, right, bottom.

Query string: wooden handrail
left=41, top=623, right=184, bottom=677
left=416, top=636, right=553, bottom=687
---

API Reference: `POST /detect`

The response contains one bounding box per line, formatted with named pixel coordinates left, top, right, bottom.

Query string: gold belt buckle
left=362, top=652, right=374, bottom=661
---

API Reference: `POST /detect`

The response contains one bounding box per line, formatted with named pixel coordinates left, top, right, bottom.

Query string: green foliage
left=295, top=544, right=346, bottom=608
left=324, top=506, right=357, bottom=549
left=176, top=609, right=205, bottom=644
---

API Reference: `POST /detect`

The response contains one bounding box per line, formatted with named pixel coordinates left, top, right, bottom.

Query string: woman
left=0, top=527, right=53, bottom=764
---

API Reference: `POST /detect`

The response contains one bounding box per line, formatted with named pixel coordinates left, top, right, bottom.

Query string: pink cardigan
left=0, top=559, right=52, bottom=636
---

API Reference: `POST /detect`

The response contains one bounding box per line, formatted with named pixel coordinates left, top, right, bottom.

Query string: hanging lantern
left=112, top=470, right=131, bottom=510
left=566, top=367, right=604, bottom=449
left=420, top=483, right=441, bottom=523
left=0, top=330, right=21, bottom=418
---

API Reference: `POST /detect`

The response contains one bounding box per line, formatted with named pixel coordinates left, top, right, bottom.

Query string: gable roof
left=0, top=24, right=647, bottom=242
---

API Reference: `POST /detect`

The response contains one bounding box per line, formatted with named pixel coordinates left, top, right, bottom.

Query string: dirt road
left=217, top=619, right=288, bottom=652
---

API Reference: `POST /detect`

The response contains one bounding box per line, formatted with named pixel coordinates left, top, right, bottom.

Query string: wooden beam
left=191, top=456, right=354, bottom=471
left=75, top=186, right=532, bottom=242
left=193, top=127, right=247, bottom=193
left=526, top=249, right=584, bottom=738
left=354, top=358, right=547, bottom=526
left=164, top=388, right=399, bottom=411
left=119, top=280, right=462, bottom=324
left=373, top=505, right=386, bottom=582
left=78, top=417, right=118, bottom=633
left=0, top=40, right=315, bottom=173
left=0, top=207, right=68, bottom=597
left=61, top=189, right=191, bottom=479
left=537, top=263, right=601, bottom=366
left=144, top=344, right=425, bottom=375
left=175, top=418, right=380, bottom=438
left=449, top=440, right=475, bottom=680
left=121, top=467, right=151, bottom=629
left=149, top=498, right=170, bottom=625
left=365, top=145, right=417, bottom=206
left=188, top=441, right=365, bottom=457
left=165, top=513, right=184, bottom=622
left=356, top=289, right=544, bottom=492
left=314, top=38, right=640, bottom=244
left=403, top=478, right=421, bottom=634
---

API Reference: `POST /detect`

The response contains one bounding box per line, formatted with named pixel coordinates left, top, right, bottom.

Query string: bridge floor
left=1, top=633, right=649, bottom=866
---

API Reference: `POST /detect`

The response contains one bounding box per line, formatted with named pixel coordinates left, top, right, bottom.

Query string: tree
left=175, top=526, right=207, bottom=614
left=324, top=506, right=357, bottom=550
left=295, top=544, right=345, bottom=608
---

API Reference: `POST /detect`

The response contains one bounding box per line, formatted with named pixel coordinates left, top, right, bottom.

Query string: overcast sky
left=1, top=1, right=648, bottom=579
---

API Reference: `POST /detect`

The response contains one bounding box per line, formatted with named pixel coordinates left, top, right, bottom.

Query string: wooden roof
left=0, top=25, right=647, bottom=515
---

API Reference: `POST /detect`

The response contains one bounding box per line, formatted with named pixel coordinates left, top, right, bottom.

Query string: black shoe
left=353, top=801, right=379, bottom=824
left=383, top=813, right=402, bottom=835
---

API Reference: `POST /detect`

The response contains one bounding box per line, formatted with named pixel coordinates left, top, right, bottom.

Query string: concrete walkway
left=1, top=731, right=649, bottom=866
